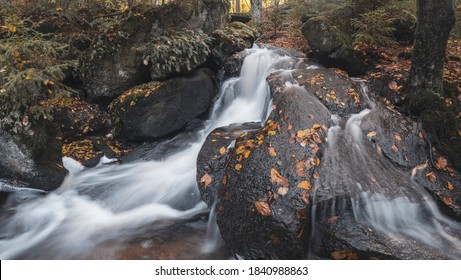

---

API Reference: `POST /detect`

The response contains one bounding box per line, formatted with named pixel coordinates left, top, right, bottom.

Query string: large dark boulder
left=301, top=16, right=365, bottom=75
left=196, top=64, right=366, bottom=259
left=0, top=124, right=67, bottom=191
left=110, top=68, right=217, bottom=141
left=80, top=2, right=229, bottom=103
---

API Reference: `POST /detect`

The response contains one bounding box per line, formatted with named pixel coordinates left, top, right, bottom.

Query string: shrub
left=351, top=7, right=397, bottom=47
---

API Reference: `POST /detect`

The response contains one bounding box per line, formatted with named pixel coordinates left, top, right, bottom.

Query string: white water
left=319, top=107, right=461, bottom=258
left=0, top=47, right=286, bottom=259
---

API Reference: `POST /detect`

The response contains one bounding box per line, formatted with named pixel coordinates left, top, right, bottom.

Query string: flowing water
left=0, top=47, right=286, bottom=259
left=1, top=47, right=461, bottom=259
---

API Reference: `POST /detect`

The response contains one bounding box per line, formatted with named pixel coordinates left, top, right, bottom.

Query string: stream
left=1, top=46, right=460, bottom=259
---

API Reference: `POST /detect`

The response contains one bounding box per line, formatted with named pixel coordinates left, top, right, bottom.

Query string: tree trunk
left=408, top=0, right=455, bottom=96
left=250, top=0, right=263, bottom=22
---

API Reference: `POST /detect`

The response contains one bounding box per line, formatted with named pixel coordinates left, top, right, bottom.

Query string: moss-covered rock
left=211, top=22, right=258, bottom=66
left=301, top=16, right=364, bottom=75
left=109, top=68, right=216, bottom=141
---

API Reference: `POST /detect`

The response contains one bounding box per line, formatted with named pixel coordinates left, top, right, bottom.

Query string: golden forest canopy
left=230, top=0, right=285, bottom=13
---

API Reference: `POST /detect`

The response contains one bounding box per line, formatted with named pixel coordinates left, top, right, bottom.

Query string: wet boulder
left=0, top=124, right=67, bottom=191
left=110, top=68, right=217, bottom=141
left=211, top=22, right=258, bottom=66
left=301, top=16, right=364, bottom=75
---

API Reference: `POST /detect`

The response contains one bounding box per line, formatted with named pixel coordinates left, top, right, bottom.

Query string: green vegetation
left=351, top=8, right=396, bottom=46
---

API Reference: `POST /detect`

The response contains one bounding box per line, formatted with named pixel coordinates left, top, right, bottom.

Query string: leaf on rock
left=435, top=157, right=448, bottom=170
left=244, top=150, right=251, bottom=159
left=219, top=146, right=227, bottom=155
left=288, top=124, right=293, bottom=130
left=395, top=135, right=402, bottom=141
left=367, top=131, right=377, bottom=138
left=391, top=145, right=399, bottom=152
left=254, top=201, right=271, bottom=216
left=296, top=130, right=307, bottom=138
left=426, top=172, right=436, bottom=182
left=442, top=197, right=453, bottom=206
left=388, top=81, right=402, bottom=91
left=268, top=147, right=277, bottom=157
left=277, top=186, right=289, bottom=196
left=332, top=250, right=359, bottom=260
left=271, top=168, right=284, bottom=184
left=235, top=164, right=242, bottom=171
left=448, top=182, right=454, bottom=190
left=200, top=173, right=212, bottom=188
left=298, top=181, right=311, bottom=190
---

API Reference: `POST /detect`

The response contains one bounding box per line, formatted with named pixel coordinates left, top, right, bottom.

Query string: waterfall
left=0, top=47, right=286, bottom=259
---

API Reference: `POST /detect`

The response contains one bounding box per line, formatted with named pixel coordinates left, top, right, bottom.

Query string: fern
left=351, top=8, right=397, bottom=47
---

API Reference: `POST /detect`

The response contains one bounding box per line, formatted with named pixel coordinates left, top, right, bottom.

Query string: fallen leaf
left=327, top=216, right=339, bottom=224
left=426, top=172, right=436, bottom=182
left=442, top=197, right=453, bottom=206
left=367, top=131, right=377, bottom=138
left=395, top=135, right=402, bottom=141
left=313, top=124, right=321, bottom=130
left=277, top=186, right=289, bottom=196
left=296, top=130, right=307, bottom=138
left=448, top=182, right=454, bottom=190
left=219, top=147, right=227, bottom=155
left=271, top=168, right=284, bottom=184
left=268, top=147, right=277, bottom=157
left=244, top=150, right=251, bottom=158
left=235, top=164, right=242, bottom=171
left=388, top=81, right=402, bottom=91
left=200, top=173, right=212, bottom=188
left=391, top=145, right=399, bottom=152
left=288, top=124, right=293, bottom=130
left=435, top=157, right=448, bottom=170
left=298, top=181, right=311, bottom=190
left=332, top=250, right=358, bottom=260
left=254, top=201, right=271, bottom=216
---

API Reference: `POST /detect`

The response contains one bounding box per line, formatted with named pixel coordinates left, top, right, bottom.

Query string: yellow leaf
left=268, top=130, right=276, bottom=136
left=244, top=150, right=251, bottom=158
left=277, top=186, right=289, bottom=196
left=298, top=181, right=311, bottom=190
left=235, top=164, right=242, bottom=171
left=219, top=146, right=227, bottom=155
left=254, top=201, right=271, bottom=216
left=313, top=124, right=321, bottom=129
left=200, top=173, right=212, bottom=188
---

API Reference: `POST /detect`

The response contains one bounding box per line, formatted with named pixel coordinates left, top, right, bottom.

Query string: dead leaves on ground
left=254, top=201, right=271, bottom=217
left=200, top=173, right=212, bottom=188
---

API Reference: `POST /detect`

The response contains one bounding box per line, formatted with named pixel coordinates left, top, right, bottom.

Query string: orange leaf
left=332, top=250, right=358, bottom=260
left=298, top=181, right=311, bottom=190
left=394, top=135, right=402, bottom=141
left=219, top=146, right=227, bottom=155
left=288, top=124, right=293, bottom=130
left=244, top=150, right=251, bottom=158
left=388, top=81, right=402, bottom=91
left=448, top=182, right=454, bottom=190
left=271, top=168, right=284, bottom=184
left=296, top=130, right=307, bottom=138
left=200, top=173, right=212, bottom=188
left=426, top=172, right=436, bottom=182
left=435, top=157, right=448, bottom=170
left=367, top=131, right=377, bottom=138
left=235, top=164, right=242, bottom=171
left=313, top=124, right=321, bottom=130
left=254, top=201, right=271, bottom=216
left=442, top=197, right=453, bottom=206
left=391, top=145, right=399, bottom=152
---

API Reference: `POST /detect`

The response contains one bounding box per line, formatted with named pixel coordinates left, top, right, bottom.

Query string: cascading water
left=314, top=105, right=461, bottom=259
left=0, top=47, right=286, bottom=259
